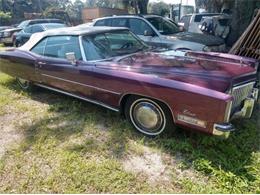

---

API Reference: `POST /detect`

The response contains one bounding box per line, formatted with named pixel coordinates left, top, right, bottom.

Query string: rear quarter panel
left=0, top=50, right=37, bottom=81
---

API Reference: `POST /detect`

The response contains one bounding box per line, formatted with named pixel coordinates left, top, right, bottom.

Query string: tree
left=0, top=11, right=11, bottom=25
left=136, top=0, right=148, bottom=14
left=149, top=1, right=170, bottom=16
left=85, top=0, right=149, bottom=14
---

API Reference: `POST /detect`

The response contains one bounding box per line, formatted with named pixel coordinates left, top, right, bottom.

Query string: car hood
left=2, top=27, right=22, bottom=33
left=96, top=50, right=257, bottom=93
left=166, top=32, right=225, bottom=46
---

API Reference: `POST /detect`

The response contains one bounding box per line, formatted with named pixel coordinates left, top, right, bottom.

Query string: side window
left=24, top=26, right=32, bottom=33
left=32, top=25, right=43, bottom=33
left=95, top=19, right=106, bottom=26
left=111, top=18, right=128, bottom=27
left=31, top=38, right=47, bottom=55
left=44, top=36, right=82, bottom=60
left=31, top=36, right=82, bottom=61
left=129, top=18, right=154, bottom=35
left=95, top=19, right=111, bottom=26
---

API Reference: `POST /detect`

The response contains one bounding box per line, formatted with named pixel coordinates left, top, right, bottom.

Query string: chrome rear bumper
left=213, top=123, right=235, bottom=138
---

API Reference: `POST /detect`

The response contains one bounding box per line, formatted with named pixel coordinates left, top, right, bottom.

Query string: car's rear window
left=194, top=14, right=220, bottom=22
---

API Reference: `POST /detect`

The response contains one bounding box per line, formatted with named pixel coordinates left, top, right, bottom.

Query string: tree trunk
left=227, top=0, right=258, bottom=46
left=137, top=0, right=149, bottom=14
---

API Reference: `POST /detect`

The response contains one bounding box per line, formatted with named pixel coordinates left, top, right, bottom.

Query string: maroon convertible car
left=0, top=26, right=259, bottom=137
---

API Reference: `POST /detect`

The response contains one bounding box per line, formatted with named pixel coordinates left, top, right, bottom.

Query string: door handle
left=38, top=61, right=46, bottom=68
left=38, top=61, right=46, bottom=65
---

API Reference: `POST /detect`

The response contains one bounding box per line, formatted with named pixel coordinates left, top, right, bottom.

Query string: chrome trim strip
left=232, top=81, right=255, bottom=91
left=232, top=79, right=257, bottom=87
left=79, top=36, right=87, bottom=61
left=41, top=74, right=121, bottom=95
left=35, top=83, right=119, bottom=112
left=119, top=92, right=176, bottom=123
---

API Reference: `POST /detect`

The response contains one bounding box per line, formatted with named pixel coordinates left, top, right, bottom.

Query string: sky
left=150, top=0, right=195, bottom=6
left=71, top=0, right=196, bottom=6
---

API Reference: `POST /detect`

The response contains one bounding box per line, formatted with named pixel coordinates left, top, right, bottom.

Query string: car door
left=30, top=35, right=97, bottom=99
left=128, top=18, right=162, bottom=47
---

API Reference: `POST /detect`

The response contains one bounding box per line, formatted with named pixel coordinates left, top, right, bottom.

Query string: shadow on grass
left=2, top=78, right=260, bottom=191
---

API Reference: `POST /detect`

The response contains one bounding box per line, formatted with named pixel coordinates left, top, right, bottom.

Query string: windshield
left=82, top=30, right=148, bottom=61
left=146, top=17, right=180, bottom=35
left=17, top=21, right=29, bottom=29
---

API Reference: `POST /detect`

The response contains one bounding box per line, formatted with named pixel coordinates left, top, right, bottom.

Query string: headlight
left=3, top=31, right=11, bottom=37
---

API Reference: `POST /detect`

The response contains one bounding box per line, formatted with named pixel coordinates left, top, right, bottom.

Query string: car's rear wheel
left=125, top=96, right=174, bottom=136
left=16, top=78, right=32, bottom=90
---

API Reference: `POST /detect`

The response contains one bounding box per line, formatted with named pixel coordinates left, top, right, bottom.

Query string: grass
left=0, top=71, right=259, bottom=193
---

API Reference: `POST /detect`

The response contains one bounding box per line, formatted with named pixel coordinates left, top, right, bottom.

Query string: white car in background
left=89, top=15, right=226, bottom=52
left=179, top=13, right=222, bottom=34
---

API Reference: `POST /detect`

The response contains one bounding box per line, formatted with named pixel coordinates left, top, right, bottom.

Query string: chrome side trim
left=119, top=92, right=176, bottom=123
left=41, top=74, right=121, bottom=95
left=35, top=83, right=119, bottom=112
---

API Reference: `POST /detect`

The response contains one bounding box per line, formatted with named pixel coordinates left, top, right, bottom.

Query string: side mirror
left=144, top=30, right=155, bottom=37
left=66, top=52, right=77, bottom=65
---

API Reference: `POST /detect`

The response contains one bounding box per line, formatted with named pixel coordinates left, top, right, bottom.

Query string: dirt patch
left=0, top=98, right=49, bottom=159
left=123, top=146, right=171, bottom=183
left=0, top=113, right=25, bottom=158
left=123, top=144, right=207, bottom=186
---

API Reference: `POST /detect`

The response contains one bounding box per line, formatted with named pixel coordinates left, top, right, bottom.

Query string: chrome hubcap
left=131, top=100, right=165, bottom=134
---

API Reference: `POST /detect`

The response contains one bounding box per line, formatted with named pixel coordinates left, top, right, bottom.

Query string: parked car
left=0, top=18, right=64, bottom=46
left=91, top=15, right=226, bottom=52
left=0, top=26, right=12, bottom=43
left=0, top=26, right=12, bottom=31
left=179, top=13, right=227, bottom=34
left=15, top=23, right=67, bottom=47
left=0, top=27, right=258, bottom=138
left=199, top=14, right=232, bottom=39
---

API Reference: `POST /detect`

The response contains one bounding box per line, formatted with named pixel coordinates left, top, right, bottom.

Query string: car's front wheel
left=125, top=96, right=174, bottom=136
left=16, top=78, right=32, bottom=90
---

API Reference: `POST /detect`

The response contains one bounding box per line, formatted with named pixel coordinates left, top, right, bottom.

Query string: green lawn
left=0, top=72, right=259, bottom=193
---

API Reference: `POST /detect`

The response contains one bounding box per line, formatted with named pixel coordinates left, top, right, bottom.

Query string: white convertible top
left=19, top=26, right=128, bottom=51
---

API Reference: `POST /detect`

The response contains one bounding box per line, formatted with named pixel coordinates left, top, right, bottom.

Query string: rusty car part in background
left=230, top=9, right=260, bottom=61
